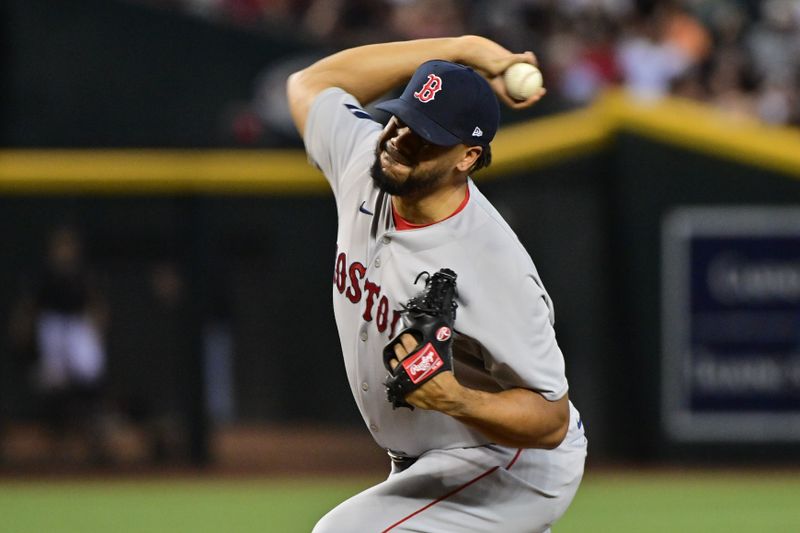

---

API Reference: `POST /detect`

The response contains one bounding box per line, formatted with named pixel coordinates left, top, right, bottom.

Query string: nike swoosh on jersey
left=359, top=201, right=374, bottom=216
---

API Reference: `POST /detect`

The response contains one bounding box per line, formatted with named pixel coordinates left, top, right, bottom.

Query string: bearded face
left=369, top=152, right=448, bottom=197
left=370, top=116, right=466, bottom=197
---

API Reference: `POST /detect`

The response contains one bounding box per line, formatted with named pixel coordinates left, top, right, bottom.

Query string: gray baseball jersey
left=305, top=87, right=586, bottom=532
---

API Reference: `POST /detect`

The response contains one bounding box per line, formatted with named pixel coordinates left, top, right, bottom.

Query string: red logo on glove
left=413, top=74, right=443, bottom=103
left=435, top=326, right=451, bottom=341
left=402, top=343, right=444, bottom=384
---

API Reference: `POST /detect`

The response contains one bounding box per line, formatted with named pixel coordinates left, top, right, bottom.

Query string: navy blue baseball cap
left=375, top=60, right=500, bottom=147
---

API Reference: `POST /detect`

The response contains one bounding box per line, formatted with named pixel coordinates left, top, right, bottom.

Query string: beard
left=369, top=149, right=445, bottom=197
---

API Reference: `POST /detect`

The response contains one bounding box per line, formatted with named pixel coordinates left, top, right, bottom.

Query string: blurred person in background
left=746, top=0, right=800, bottom=125
left=548, top=10, right=624, bottom=106
left=386, top=0, right=468, bottom=40
left=8, top=225, right=111, bottom=464
left=301, top=0, right=391, bottom=45
left=616, top=1, right=709, bottom=100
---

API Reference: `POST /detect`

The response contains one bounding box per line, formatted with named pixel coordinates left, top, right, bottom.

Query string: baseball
left=503, top=63, right=544, bottom=101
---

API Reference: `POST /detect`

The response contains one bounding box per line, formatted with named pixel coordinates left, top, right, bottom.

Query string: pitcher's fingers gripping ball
left=383, top=268, right=458, bottom=410
left=503, top=62, right=544, bottom=101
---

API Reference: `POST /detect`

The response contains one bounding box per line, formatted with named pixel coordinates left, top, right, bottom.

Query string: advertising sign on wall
left=662, top=207, right=800, bottom=441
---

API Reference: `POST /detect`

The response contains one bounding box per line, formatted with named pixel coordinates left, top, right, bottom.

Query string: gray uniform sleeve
left=303, top=87, right=382, bottom=198
left=474, top=273, right=568, bottom=401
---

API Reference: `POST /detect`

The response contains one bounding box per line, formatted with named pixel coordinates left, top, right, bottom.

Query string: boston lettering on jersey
left=334, top=249, right=403, bottom=338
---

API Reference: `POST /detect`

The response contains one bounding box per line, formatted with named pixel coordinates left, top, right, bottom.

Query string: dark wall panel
left=1, top=139, right=798, bottom=463
left=612, top=133, right=800, bottom=460
left=3, top=0, right=313, bottom=147
left=0, top=194, right=354, bottom=433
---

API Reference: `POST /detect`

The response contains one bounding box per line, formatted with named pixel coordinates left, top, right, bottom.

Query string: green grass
left=0, top=478, right=366, bottom=533
left=558, top=471, right=800, bottom=533
left=1, top=471, right=798, bottom=532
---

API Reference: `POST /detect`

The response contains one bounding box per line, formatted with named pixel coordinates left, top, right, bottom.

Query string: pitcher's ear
left=456, top=146, right=482, bottom=173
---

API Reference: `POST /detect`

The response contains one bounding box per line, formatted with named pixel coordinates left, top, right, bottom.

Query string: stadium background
left=1, top=1, right=799, bottom=531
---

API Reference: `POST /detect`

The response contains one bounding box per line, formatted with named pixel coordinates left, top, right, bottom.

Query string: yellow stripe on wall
left=484, top=105, right=613, bottom=178
left=0, top=150, right=324, bottom=194
left=0, top=89, right=798, bottom=194
left=599, top=90, right=800, bottom=179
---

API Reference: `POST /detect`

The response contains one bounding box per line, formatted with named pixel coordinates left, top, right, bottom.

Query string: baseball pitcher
left=287, top=35, right=587, bottom=533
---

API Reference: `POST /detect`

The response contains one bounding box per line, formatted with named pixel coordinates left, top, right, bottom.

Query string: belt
left=387, top=450, right=418, bottom=472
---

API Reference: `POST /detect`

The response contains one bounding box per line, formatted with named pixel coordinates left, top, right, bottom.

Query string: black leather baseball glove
left=383, top=268, right=458, bottom=410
